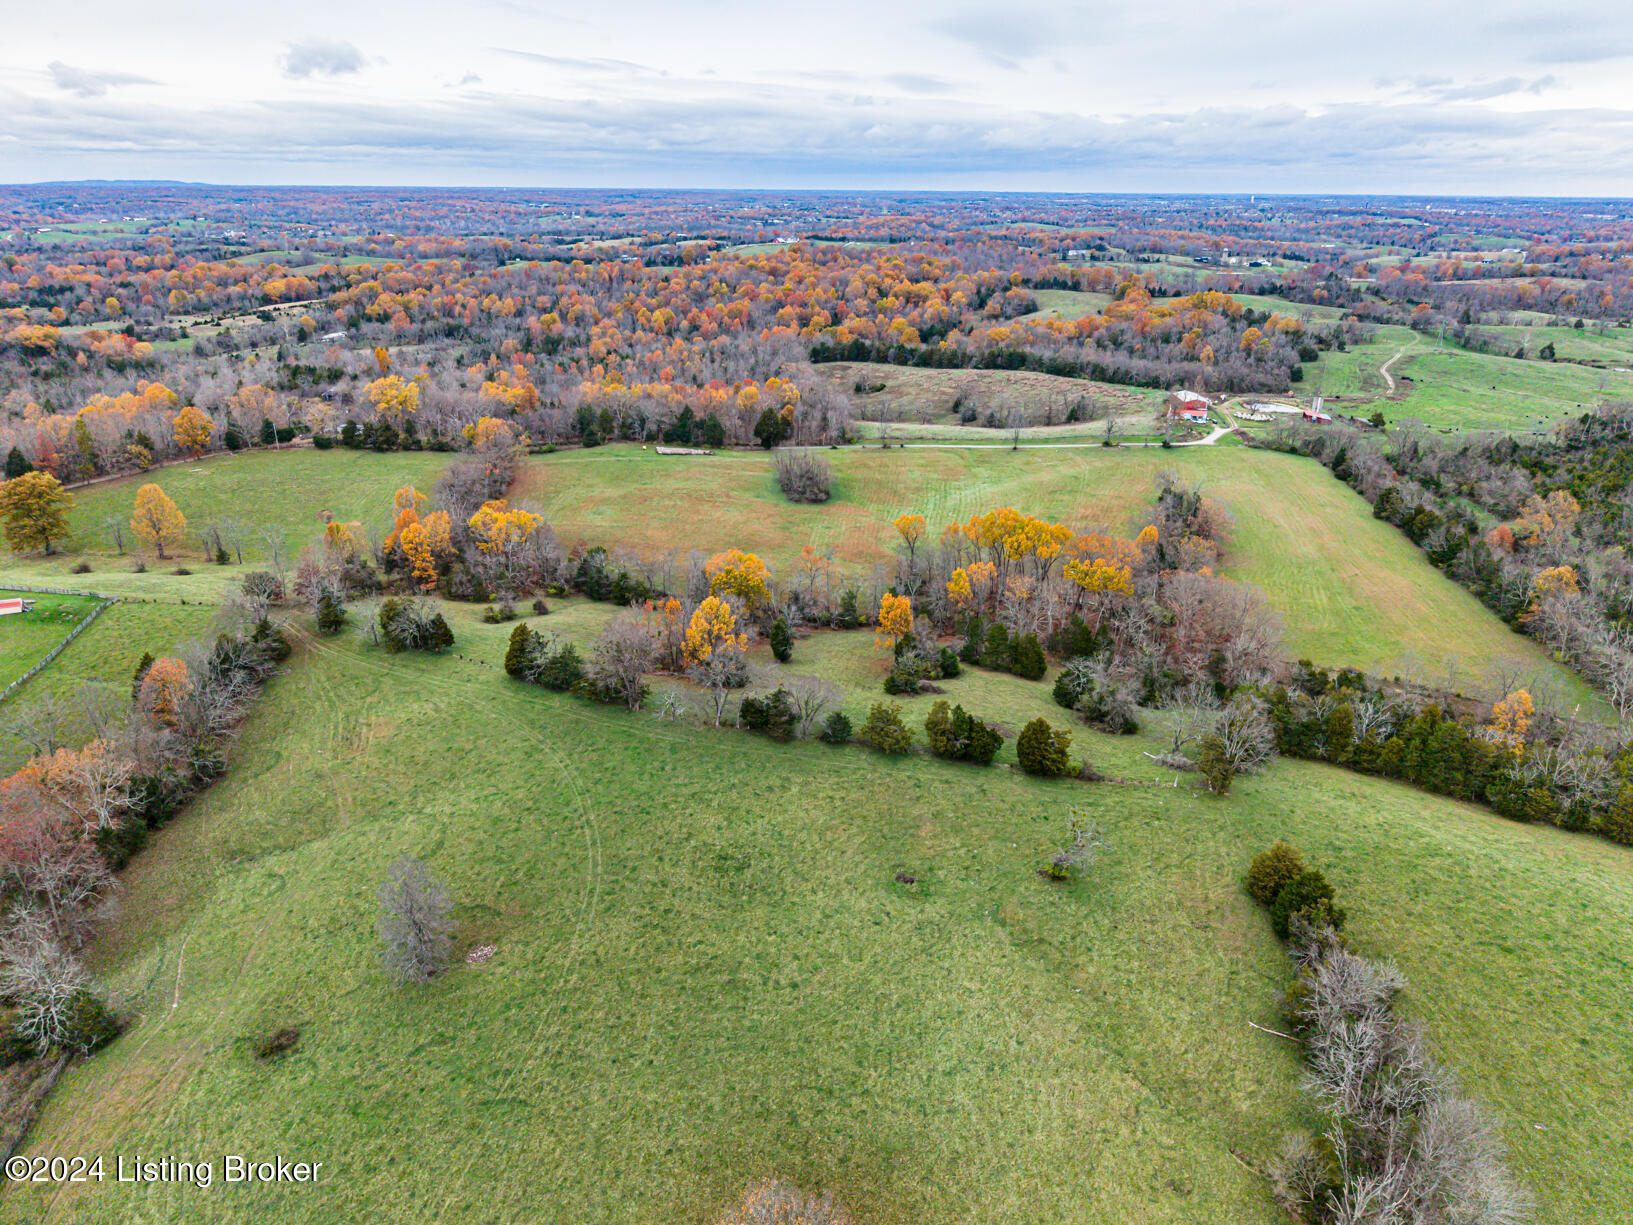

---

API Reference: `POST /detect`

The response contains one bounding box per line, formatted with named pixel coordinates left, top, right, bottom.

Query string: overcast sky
left=3, top=0, right=1633, bottom=194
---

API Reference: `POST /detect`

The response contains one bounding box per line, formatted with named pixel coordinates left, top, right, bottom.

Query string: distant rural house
left=1165, top=390, right=1211, bottom=423
left=1302, top=396, right=1333, bottom=424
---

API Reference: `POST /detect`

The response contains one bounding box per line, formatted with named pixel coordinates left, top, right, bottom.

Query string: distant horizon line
left=4, top=179, right=1633, bottom=205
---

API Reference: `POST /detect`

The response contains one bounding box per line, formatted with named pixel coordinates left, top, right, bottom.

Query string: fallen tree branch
left=1248, top=1019, right=1298, bottom=1041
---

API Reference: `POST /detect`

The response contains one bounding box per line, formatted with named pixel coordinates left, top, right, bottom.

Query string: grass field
left=510, top=444, right=1598, bottom=707
left=8, top=619, right=1628, bottom=1224
left=57, top=450, right=458, bottom=563
left=0, top=591, right=104, bottom=690
left=1014, top=289, right=1115, bottom=322
left=815, top=362, right=1165, bottom=427
left=0, top=595, right=221, bottom=771
left=1302, top=325, right=1633, bottom=431
left=1478, top=322, right=1633, bottom=365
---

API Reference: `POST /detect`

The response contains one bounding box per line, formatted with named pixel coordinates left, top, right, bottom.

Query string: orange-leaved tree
left=139, top=657, right=191, bottom=726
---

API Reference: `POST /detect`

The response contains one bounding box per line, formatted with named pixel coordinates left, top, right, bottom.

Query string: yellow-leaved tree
left=893, top=513, right=926, bottom=561
left=324, top=520, right=365, bottom=557
left=401, top=522, right=438, bottom=592
left=876, top=592, right=914, bottom=650
left=704, top=548, right=770, bottom=607
left=366, top=375, right=419, bottom=424
left=172, top=404, right=213, bottom=455
left=1487, top=690, right=1534, bottom=754
left=467, top=499, right=541, bottom=554
left=684, top=596, right=750, bottom=726
left=131, top=483, right=188, bottom=559
left=0, top=471, right=73, bottom=555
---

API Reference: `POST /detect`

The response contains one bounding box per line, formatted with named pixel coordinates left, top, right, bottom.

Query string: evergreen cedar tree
left=315, top=593, right=348, bottom=635
left=924, top=701, right=1003, bottom=765
left=1016, top=717, right=1073, bottom=777
left=819, top=711, right=853, bottom=744
left=1245, top=842, right=1306, bottom=907
left=858, top=702, right=912, bottom=754
left=769, top=617, right=793, bottom=663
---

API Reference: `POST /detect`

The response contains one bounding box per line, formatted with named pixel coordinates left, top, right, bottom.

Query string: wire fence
left=0, top=585, right=118, bottom=706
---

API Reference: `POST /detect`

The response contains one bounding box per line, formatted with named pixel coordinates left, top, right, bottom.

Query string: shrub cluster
left=739, top=688, right=797, bottom=742
left=959, top=617, right=1047, bottom=681
left=773, top=448, right=835, bottom=503
left=377, top=598, right=455, bottom=653
left=1052, top=657, right=1139, bottom=734
left=1245, top=842, right=1346, bottom=938
left=1249, top=844, right=1530, bottom=1225
left=923, top=700, right=1004, bottom=765
left=505, top=623, right=586, bottom=692
left=1266, top=665, right=1633, bottom=847
left=858, top=702, right=913, bottom=754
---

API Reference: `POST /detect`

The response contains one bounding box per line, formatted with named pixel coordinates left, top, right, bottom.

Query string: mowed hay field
left=12, top=623, right=1632, bottom=1224
left=512, top=444, right=1595, bottom=705
left=815, top=361, right=1164, bottom=426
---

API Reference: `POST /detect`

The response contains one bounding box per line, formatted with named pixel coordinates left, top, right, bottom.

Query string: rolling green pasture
left=1015, top=288, right=1115, bottom=321
left=1480, top=322, right=1633, bottom=365
left=1301, top=325, right=1633, bottom=430
left=1387, top=346, right=1633, bottom=431
left=0, top=592, right=103, bottom=691
left=1227, top=293, right=1348, bottom=322
left=512, top=444, right=1596, bottom=706
left=8, top=620, right=1628, bottom=1224
left=58, top=450, right=458, bottom=563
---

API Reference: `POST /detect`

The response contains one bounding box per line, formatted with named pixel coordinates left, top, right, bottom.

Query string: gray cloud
left=1425, top=75, right=1557, bottom=102
left=496, top=50, right=661, bottom=75
left=281, top=39, right=366, bottom=80
left=47, top=61, right=155, bottom=98
left=885, top=73, right=955, bottom=95
left=7, top=83, right=1632, bottom=194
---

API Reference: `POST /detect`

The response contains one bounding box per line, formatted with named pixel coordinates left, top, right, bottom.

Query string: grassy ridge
left=59, top=450, right=458, bottom=562
left=512, top=444, right=1598, bottom=707
left=1300, top=323, right=1633, bottom=430
left=11, top=624, right=1630, bottom=1224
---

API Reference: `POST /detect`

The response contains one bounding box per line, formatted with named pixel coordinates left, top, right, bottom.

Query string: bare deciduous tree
left=377, top=854, right=454, bottom=987
left=1, top=913, right=90, bottom=1055
left=784, top=674, right=842, bottom=739
left=588, top=612, right=658, bottom=710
